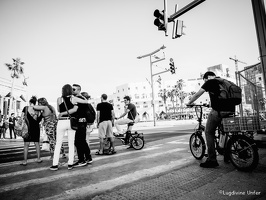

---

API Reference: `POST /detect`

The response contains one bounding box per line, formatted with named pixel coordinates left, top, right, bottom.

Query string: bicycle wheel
left=189, top=132, right=206, bottom=160
left=227, top=135, right=259, bottom=171
left=131, top=137, right=144, bottom=150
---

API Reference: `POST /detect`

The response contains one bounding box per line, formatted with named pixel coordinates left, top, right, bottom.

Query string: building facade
left=0, top=76, right=27, bottom=118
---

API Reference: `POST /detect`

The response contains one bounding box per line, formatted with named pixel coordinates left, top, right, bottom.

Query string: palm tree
left=167, top=89, right=176, bottom=114
left=158, top=88, right=168, bottom=114
left=5, top=58, right=25, bottom=115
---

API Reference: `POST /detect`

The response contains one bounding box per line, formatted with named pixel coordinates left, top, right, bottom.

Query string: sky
left=0, top=0, right=265, bottom=104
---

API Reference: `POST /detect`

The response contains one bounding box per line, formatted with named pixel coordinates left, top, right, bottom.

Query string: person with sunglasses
left=50, top=84, right=89, bottom=171
left=71, top=84, right=93, bottom=168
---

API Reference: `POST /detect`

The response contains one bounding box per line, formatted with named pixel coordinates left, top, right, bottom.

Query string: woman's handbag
left=63, top=98, right=78, bottom=130
left=14, top=106, right=30, bottom=139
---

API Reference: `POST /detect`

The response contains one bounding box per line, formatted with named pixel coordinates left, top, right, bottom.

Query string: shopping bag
left=41, top=134, right=50, bottom=151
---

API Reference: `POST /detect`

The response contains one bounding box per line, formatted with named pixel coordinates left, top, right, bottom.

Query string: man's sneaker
left=200, top=160, right=219, bottom=168
left=73, top=161, right=87, bottom=168
left=86, top=159, right=93, bottom=164
left=50, top=165, right=58, bottom=171
left=68, top=164, right=74, bottom=170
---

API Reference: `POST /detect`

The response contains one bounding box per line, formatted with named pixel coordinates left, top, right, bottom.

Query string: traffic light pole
left=137, top=45, right=166, bottom=126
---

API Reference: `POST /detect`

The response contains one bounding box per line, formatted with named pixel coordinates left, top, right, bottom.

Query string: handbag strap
left=24, top=106, right=30, bottom=128
left=62, top=97, right=72, bottom=118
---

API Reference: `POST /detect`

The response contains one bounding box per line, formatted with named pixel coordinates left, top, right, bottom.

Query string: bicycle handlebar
left=186, top=104, right=209, bottom=108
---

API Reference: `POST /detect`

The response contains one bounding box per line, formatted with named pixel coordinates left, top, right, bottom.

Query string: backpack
left=215, top=77, right=242, bottom=105
left=86, top=103, right=96, bottom=124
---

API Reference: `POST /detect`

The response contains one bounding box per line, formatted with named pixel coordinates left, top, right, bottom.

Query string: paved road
left=0, top=120, right=265, bottom=200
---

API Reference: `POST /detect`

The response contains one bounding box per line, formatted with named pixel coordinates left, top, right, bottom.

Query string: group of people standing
left=18, top=84, right=93, bottom=169
left=3, top=83, right=138, bottom=171
left=0, top=112, right=17, bottom=139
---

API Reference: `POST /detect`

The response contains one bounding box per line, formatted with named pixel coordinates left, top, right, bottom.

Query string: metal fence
left=237, top=62, right=266, bottom=130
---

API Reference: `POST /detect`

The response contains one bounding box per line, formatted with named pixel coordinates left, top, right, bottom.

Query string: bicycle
left=103, top=122, right=145, bottom=152
left=188, top=104, right=259, bottom=172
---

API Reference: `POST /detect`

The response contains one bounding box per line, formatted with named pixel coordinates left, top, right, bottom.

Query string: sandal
left=95, top=150, right=104, bottom=155
left=36, top=160, right=43, bottom=163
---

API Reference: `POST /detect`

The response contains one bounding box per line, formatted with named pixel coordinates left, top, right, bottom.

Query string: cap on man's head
left=203, top=71, right=216, bottom=80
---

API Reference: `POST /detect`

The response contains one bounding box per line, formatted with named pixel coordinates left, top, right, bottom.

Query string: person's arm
left=117, top=109, right=129, bottom=119
left=58, top=105, right=78, bottom=118
left=33, top=105, right=46, bottom=111
left=97, top=111, right=100, bottom=127
left=57, top=97, right=61, bottom=113
left=72, top=96, right=88, bottom=104
left=187, top=88, right=206, bottom=105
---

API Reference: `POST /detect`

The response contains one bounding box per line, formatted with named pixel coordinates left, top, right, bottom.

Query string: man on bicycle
left=114, top=96, right=138, bottom=144
left=187, top=71, right=235, bottom=168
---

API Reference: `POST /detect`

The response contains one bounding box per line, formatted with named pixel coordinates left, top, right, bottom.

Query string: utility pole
left=229, top=56, right=247, bottom=86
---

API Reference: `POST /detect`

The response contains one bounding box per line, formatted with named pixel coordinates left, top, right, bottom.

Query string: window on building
left=136, top=87, right=138, bottom=90
left=135, top=94, right=139, bottom=99
left=144, top=105, right=148, bottom=108
left=128, top=87, right=130, bottom=90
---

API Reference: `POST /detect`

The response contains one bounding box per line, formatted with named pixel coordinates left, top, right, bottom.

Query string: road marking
left=0, top=148, right=186, bottom=192
left=168, top=141, right=189, bottom=144
left=41, top=156, right=194, bottom=200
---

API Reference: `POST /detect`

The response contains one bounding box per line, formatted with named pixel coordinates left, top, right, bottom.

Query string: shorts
left=98, top=120, right=113, bottom=139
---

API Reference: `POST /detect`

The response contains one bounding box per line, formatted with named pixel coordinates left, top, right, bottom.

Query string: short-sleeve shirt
left=127, top=103, right=137, bottom=120
left=96, top=102, right=113, bottom=123
left=201, top=79, right=235, bottom=112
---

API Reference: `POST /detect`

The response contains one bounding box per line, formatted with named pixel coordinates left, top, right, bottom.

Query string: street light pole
left=150, top=55, right=156, bottom=126
left=137, top=45, right=166, bottom=126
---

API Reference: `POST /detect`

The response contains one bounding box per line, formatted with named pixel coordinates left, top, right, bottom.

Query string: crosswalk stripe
left=41, top=156, right=194, bottom=200
left=0, top=148, right=186, bottom=193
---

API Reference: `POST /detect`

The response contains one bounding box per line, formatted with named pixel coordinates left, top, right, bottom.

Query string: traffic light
left=154, top=9, right=166, bottom=31
left=169, top=58, right=175, bottom=74
left=175, top=20, right=184, bottom=38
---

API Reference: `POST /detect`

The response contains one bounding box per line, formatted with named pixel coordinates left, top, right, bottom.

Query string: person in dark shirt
left=114, top=96, right=138, bottom=144
left=9, top=113, right=16, bottom=139
left=72, top=84, right=92, bottom=167
left=96, top=94, right=115, bottom=155
left=187, top=71, right=235, bottom=168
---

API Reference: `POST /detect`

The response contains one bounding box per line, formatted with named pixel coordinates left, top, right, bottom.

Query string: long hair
left=38, top=97, right=55, bottom=113
left=29, top=96, right=37, bottom=105
left=62, top=84, right=73, bottom=97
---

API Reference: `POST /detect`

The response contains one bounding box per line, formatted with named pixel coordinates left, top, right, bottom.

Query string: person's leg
left=74, top=124, right=84, bottom=163
left=106, top=121, right=115, bottom=152
left=204, top=109, right=221, bottom=161
left=97, top=121, right=106, bottom=154
left=12, top=127, right=16, bottom=139
left=52, top=120, right=65, bottom=166
left=22, top=142, right=30, bottom=164
left=114, top=118, right=132, bottom=134
left=34, top=142, right=41, bottom=162
left=9, top=127, right=12, bottom=139
left=67, top=128, right=76, bottom=165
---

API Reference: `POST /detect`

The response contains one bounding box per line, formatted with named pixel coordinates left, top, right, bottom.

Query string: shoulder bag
left=62, top=97, right=78, bottom=130
left=14, top=106, right=30, bottom=139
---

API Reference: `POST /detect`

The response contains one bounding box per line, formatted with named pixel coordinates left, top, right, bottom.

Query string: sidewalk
left=92, top=141, right=266, bottom=200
